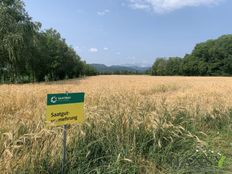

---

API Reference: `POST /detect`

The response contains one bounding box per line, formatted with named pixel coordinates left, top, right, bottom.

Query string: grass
left=1, top=75, right=232, bottom=173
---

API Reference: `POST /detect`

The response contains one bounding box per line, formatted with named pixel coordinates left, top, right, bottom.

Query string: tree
left=151, top=35, right=232, bottom=76
left=0, top=0, right=95, bottom=83
left=151, top=58, right=168, bottom=75
left=0, top=0, right=36, bottom=81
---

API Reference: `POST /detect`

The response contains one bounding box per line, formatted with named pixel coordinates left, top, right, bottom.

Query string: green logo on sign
left=47, top=93, right=85, bottom=105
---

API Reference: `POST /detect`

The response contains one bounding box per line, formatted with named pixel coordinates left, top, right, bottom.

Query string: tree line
left=0, top=0, right=96, bottom=83
left=152, top=35, right=232, bottom=76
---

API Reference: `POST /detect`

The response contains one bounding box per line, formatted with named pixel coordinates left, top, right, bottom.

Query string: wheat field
left=1, top=75, right=232, bottom=173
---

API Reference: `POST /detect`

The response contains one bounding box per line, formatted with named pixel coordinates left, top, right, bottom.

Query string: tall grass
left=1, top=76, right=232, bottom=173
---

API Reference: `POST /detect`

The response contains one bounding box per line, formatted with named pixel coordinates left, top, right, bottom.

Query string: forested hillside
left=0, top=0, right=96, bottom=83
left=90, top=64, right=151, bottom=74
left=152, top=35, right=232, bottom=76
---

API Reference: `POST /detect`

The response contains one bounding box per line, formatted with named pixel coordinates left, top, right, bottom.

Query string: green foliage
left=218, top=155, right=226, bottom=168
left=152, top=57, right=183, bottom=76
left=0, top=0, right=97, bottom=83
left=152, top=35, right=232, bottom=76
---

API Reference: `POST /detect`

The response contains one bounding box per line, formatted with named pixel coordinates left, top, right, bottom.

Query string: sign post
left=62, top=124, right=67, bottom=174
left=46, top=92, right=85, bottom=174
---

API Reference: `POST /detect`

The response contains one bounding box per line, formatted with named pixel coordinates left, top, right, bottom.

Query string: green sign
left=47, top=93, right=84, bottom=105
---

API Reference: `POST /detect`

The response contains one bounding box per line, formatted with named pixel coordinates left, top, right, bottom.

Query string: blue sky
left=24, top=0, right=232, bottom=66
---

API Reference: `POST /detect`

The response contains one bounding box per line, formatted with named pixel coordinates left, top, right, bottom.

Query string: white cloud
left=89, top=48, right=98, bottom=53
left=103, top=47, right=109, bottom=50
left=75, top=46, right=80, bottom=51
left=128, top=0, right=222, bottom=13
left=130, top=2, right=150, bottom=9
left=97, top=9, right=110, bottom=16
left=116, top=52, right=121, bottom=55
left=74, top=46, right=84, bottom=53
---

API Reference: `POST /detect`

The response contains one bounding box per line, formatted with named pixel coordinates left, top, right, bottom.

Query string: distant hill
left=89, top=64, right=151, bottom=74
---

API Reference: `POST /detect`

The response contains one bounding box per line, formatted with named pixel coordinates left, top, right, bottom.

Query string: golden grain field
left=1, top=75, right=232, bottom=173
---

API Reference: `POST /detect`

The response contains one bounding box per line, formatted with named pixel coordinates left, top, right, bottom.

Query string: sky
left=24, top=0, right=232, bottom=66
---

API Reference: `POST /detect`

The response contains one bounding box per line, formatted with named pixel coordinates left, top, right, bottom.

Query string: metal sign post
left=62, top=124, right=67, bottom=174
